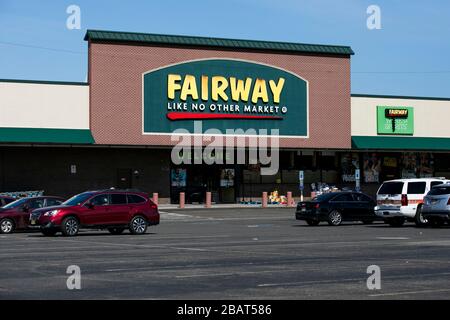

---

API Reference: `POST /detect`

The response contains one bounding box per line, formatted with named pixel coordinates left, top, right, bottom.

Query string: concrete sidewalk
left=158, top=203, right=295, bottom=210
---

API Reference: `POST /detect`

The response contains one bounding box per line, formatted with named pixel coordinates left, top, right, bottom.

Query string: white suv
left=374, top=178, right=450, bottom=227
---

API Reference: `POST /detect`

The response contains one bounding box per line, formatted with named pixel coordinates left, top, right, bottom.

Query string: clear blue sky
left=1, top=0, right=449, bottom=97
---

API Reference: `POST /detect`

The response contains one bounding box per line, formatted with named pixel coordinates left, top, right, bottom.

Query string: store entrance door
left=170, top=166, right=236, bottom=204
left=186, top=166, right=218, bottom=203
left=219, top=168, right=236, bottom=203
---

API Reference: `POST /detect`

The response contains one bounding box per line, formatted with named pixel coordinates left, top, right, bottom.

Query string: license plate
left=431, top=200, right=438, bottom=205
left=301, top=208, right=306, bottom=212
left=30, top=220, right=36, bottom=225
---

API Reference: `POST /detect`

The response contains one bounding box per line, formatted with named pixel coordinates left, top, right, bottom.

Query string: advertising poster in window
left=220, top=169, right=235, bottom=187
left=400, top=153, right=434, bottom=179
left=171, top=168, right=187, bottom=187
left=418, top=153, right=434, bottom=178
left=401, top=153, right=418, bottom=178
left=341, top=153, right=360, bottom=182
left=363, top=153, right=381, bottom=183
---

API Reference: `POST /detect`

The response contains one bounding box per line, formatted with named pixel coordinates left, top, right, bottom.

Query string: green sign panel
left=143, top=59, right=308, bottom=136
left=377, top=106, right=414, bottom=135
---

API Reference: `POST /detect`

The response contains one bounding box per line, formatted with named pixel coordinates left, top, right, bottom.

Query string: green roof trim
left=0, top=128, right=95, bottom=144
left=351, top=94, right=450, bottom=102
left=352, top=136, right=450, bottom=151
left=84, top=30, right=354, bottom=56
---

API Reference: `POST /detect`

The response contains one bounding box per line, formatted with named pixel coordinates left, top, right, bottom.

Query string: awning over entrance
left=352, top=136, right=450, bottom=151
left=0, top=128, right=95, bottom=144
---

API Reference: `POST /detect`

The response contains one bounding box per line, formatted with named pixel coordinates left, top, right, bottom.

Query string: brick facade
left=89, top=42, right=351, bottom=149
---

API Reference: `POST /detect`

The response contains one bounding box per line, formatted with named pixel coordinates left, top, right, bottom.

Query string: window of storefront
left=381, top=155, right=399, bottom=181
left=434, top=153, right=450, bottom=177
left=340, top=153, right=360, bottom=183
left=363, top=153, right=381, bottom=183
left=400, top=152, right=434, bottom=178
left=319, top=152, right=337, bottom=170
left=295, top=151, right=314, bottom=170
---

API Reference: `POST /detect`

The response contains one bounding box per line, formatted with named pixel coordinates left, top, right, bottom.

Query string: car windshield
left=63, top=192, right=94, bottom=206
left=2, top=198, right=27, bottom=209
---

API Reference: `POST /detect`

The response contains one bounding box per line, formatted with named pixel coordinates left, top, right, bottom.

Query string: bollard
left=205, top=192, right=212, bottom=208
left=152, top=193, right=158, bottom=205
left=287, top=191, right=293, bottom=207
left=179, top=192, right=185, bottom=209
left=262, top=192, right=268, bottom=208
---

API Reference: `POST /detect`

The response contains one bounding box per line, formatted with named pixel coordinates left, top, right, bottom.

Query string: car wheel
left=328, top=210, right=342, bottom=226
left=306, top=219, right=320, bottom=226
left=0, top=218, right=15, bottom=234
left=61, top=217, right=79, bottom=237
left=41, top=229, right=57, bottom=237
left=414, top=206, right=428, bottom=227
left=108, top=227, right=125, bottom=235
left=129, top=216, right=148, bottom=235
left=387, top=218, right=405, bottom=227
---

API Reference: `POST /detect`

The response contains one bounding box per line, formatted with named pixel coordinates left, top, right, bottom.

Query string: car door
left=108, top=193, right=130, bottom=224
left=82, top=194, right=110, bottom=226
left=352, top=193, right=375, bottom=219
left=330, top=194, right=355, bottom=220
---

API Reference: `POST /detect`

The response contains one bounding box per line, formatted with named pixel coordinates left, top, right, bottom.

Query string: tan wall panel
left=0, top=82, right=89, bottom=129
left=351, top=96, right=450, bottom=138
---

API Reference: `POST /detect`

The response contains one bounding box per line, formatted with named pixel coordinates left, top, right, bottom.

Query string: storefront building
left=349, top=94, right=450, bottom=195
left=1, top=30, right=449, bottom=202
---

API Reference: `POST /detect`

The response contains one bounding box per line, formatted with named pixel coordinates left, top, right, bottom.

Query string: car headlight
left=43, top=210, right=59, bottom=217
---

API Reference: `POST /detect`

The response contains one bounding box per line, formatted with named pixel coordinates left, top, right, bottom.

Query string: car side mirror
left=22, top=205, right=29, bottom=212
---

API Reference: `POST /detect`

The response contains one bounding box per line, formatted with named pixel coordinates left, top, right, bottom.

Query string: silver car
left=422, top=183, right=450, bottom=227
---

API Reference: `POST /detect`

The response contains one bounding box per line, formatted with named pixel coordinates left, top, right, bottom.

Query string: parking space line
left=258, top=272, right=450, bottom=288
left=376, top=237, right=410, bottom=240
left=369, top=288, right=450, bottom=297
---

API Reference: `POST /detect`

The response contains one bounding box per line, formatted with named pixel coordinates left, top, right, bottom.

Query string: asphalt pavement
left=1, top=208, right=450, bottom=299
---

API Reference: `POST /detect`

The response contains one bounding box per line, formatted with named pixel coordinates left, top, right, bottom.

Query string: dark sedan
left=296, top=191, right=378, bottom=226
left=0, top=196, right=64, bottom=234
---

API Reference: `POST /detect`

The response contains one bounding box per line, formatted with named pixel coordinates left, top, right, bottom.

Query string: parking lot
left=1, top=207, right=450, bottom=299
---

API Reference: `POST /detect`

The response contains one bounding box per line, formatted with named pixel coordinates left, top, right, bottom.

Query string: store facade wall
left=3, top=32, right=450, bottom=202
left=86, top=30, right=354, bottom=203
left=350, top=95, right=450, bottom=196
left=0, top=146, right=171, bottom=200
left=0, top=80, right=93, bottom=144
left=87, top=34, right=352, bottom=149
left=0, top=80, right=89, bottom=130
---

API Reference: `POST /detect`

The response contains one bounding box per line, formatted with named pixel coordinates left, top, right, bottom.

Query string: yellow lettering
left=212, top=76, right=229, bottom=101
left=180, top=75, right=198, bottom=101
left=230, top=77, right=252, bottom=102
left=269, top=78, right=285, bottom=104
left=251, top=78, right=269, bottom=104
left=167, top=74, right=182, bottom=99
left=201, top=75, right=208, bottom=101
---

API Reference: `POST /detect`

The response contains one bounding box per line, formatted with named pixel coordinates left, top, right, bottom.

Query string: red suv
left=30, top=190, right=159, bottom=236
